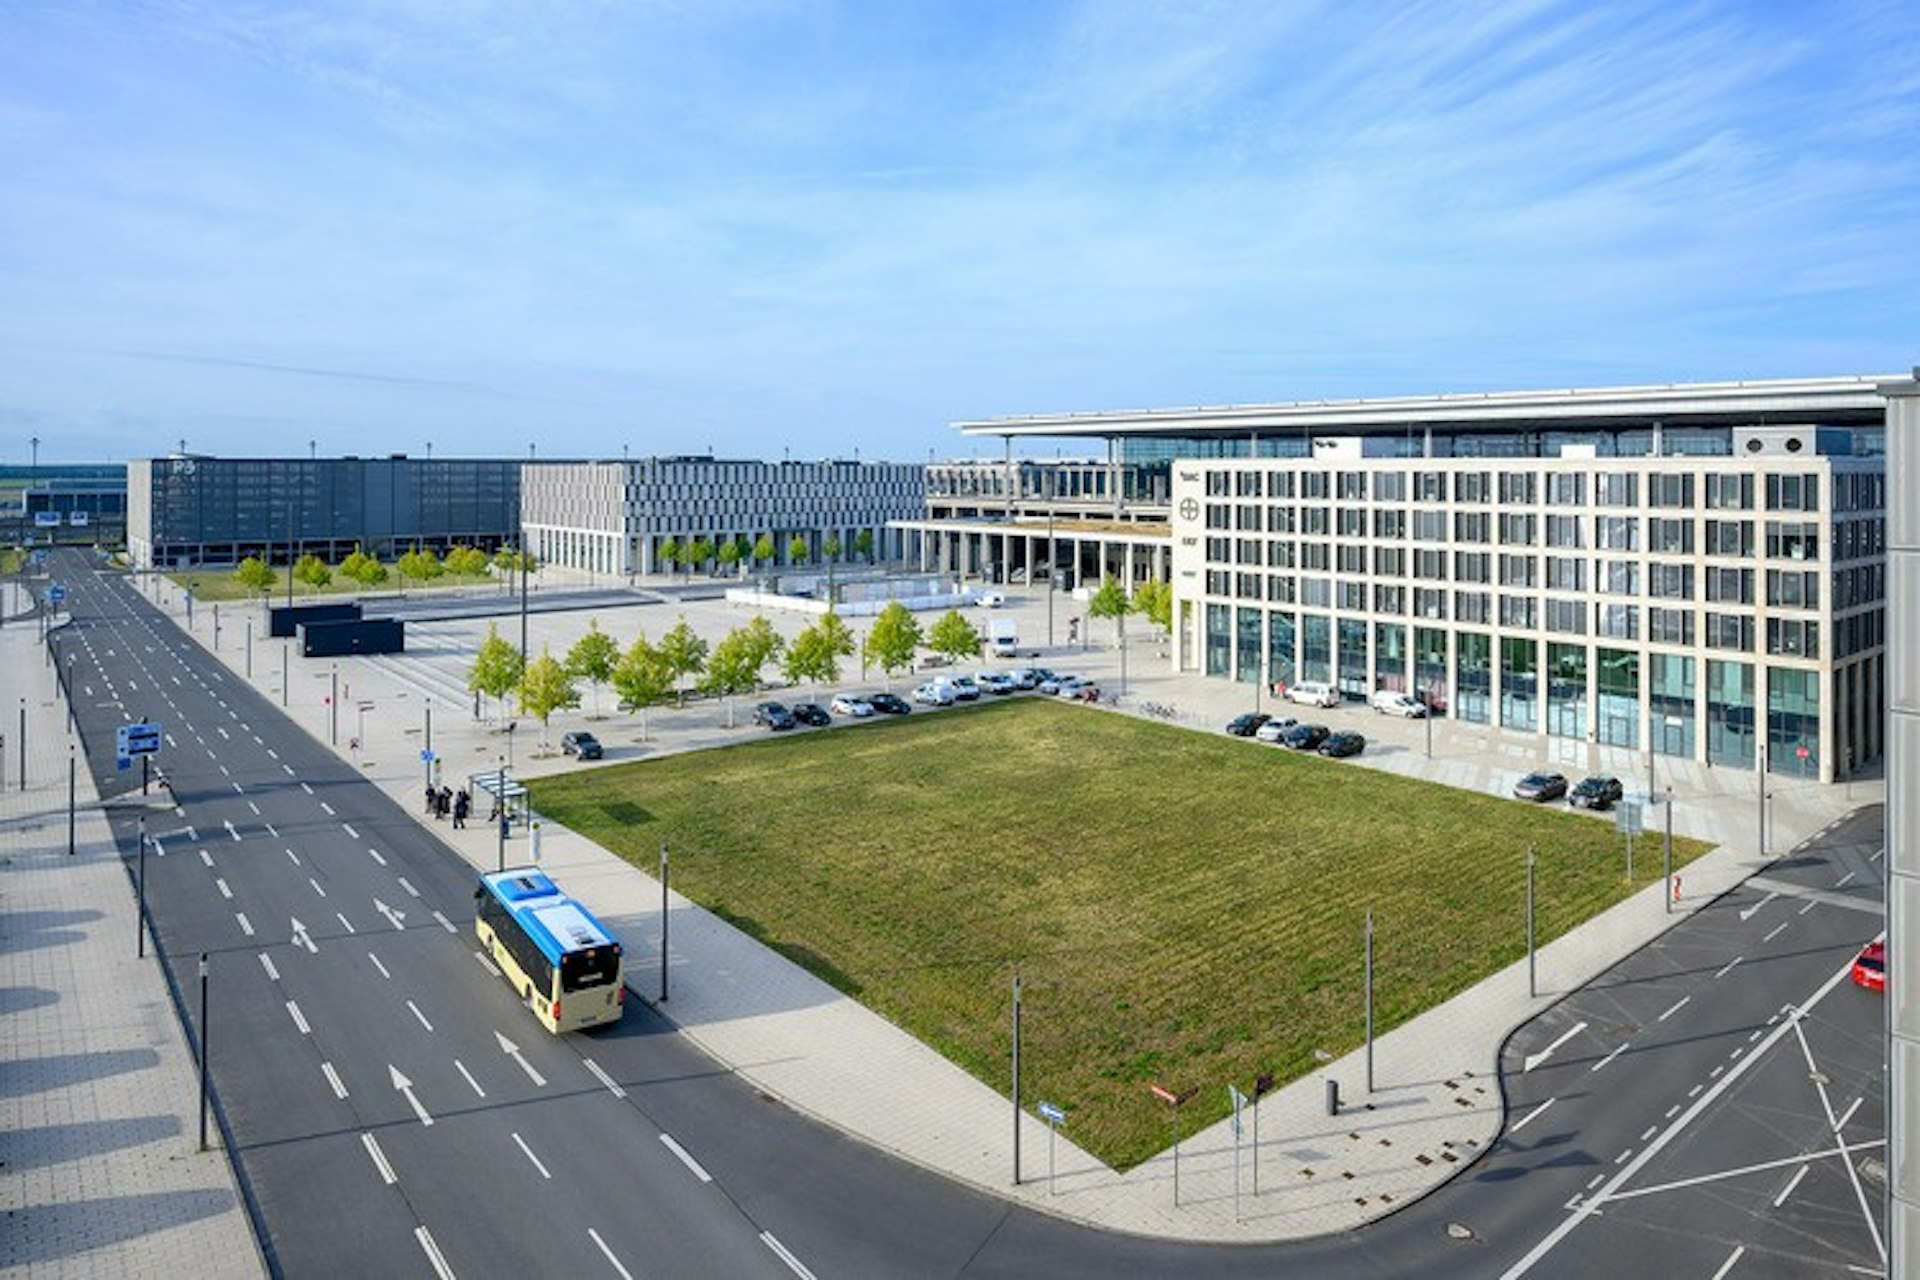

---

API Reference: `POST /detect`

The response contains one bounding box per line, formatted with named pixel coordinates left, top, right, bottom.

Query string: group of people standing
left=425, top=784, right=474, bottom=828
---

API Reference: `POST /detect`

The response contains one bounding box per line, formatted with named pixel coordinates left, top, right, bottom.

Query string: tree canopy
left=293, top=553, right=331, bottom=591
left=233, top=556, right=275, bottom=596
left=657, top=617, right=709, bottom=704
left=566, top=620, right=620, bottom=716
left=518, top=648, right=580, bottom=740
left=339, top=547, right=388, bottom=586
left=612, top=633, right=674, bottom=739
left=468, top=623, right=525, bottom=715
left=927, top=609, right=983, bottom=662
left=864, top=601, right=922, bottom=681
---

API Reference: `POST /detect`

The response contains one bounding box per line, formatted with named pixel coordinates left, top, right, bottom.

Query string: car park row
left=738, top=667, right=1100, bottom=735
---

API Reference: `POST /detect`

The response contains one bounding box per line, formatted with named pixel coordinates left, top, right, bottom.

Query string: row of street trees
left=231, top=544, right=534, bottom=599
left=658, top=529, right=875, bottom=576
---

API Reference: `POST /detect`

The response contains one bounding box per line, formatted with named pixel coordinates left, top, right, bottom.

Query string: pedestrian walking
left=437, top=785, right=452, bottom=819
left=453, top=789, right=470, bottom=829
left=425, top=784, right=437, bottom=816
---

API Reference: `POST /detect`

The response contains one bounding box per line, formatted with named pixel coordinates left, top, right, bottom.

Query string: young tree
left=1088, top=575, right=1135, bottom=646
left=612, top=633, right=674, bottom=740
left=927, top=609, right=984, bottom=663
left=468, top=623, right=524, bottom=721
left=853, top=529, right=875, bottom=564
left=734, top=534, right=754, bottom=566
left=864, top=601, right=922, bottom=685
left=339, top=546, right=388, bottom=587
left=566, top=620, right=620, bottom=717
left=293, top=553, right=332, bottom=593
left=444, top=545, right=490, bottom=577
left=787, top=533, right=809, bottom=565
left=737, top=614, right=784, bottom=681
left=1134, top=579, right=1174, bottom=635
left=782, top=610, right=855, bottom=686
left=823, top=533, right=843, bottom=565
left=233, top=555, right=276, bottom=598
left=698, top=619, right=781, bottom=726
left=716, top=539, right=742, bottom=576
left=397, top=546, right=442, bottom=589
left=657, top=537, right=681, bottom=576
left=657, top=617, right=709, bottom=705
left=688, top=537, right=716, bottom=575
left=518, top=648, right=580, bottom=747
left=752, top=533, right=775, bottom=569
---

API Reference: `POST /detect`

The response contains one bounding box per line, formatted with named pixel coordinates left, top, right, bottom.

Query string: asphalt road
left=42, top=549, right=1889, bottom=1278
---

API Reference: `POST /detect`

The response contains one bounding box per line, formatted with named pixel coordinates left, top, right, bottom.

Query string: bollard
left=1326, top=1078, right=1340, bottom=1116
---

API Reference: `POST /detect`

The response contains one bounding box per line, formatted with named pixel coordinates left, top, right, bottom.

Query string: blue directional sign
left=420, top=748, right=436, bottom=764
left=47, top=583, right=66, bottom=604
left=1037, top=1101, right=1065, bottom=1125
left=117, top=721, right=162, bottom=760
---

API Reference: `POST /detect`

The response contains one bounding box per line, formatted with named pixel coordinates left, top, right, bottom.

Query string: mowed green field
left=530, top=698, right=1713, bottom=1170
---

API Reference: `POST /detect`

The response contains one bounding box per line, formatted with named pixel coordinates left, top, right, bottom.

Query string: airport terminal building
left=957, top=377, right=1894, bottom=784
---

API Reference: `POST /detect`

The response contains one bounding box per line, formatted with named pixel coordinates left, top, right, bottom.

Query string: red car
left=1851, top=941, right=1886, bottom=993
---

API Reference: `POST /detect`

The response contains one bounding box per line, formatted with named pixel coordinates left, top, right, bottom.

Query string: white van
left=1370, top=690, right=1427, bottom=718
left=1286, top=681, right=1340, bottom=708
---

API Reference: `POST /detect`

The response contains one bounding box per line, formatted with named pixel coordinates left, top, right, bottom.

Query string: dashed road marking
left=416, top=1228, right=455, bottom=1280
left=513, top=1132, right=552, bottom=1179
left=584, top=1058, right=627, bottom=1099
left=1774, top=1165, right=1808, bottom=1208
left=456, top=1060, right=486, bottom=1098
left=322, top=1062, right=348, bottom=1100
left=363, top=1133, right=397, bottom=1185
left=368, top=952, right=391, bottom=980
left=1710, top=1245, right=1744, bottom=1280
left=660, top=1132, right=712, bottom=1182
left=259, top=953, right=279, bottom=982
left=336, top=912, right=356, bottom=934
left=287, top=1000, right=310, bottom=1034
left=588, top=1229, right=634, bottom=1280
left=1764, top=921, right=1789, bottom=942
left=1658, top=996, right=1689, bottom=1023
left=1591, top=1044, right=1626, bottom=1073
left=761, top=1231, right=816, bottom=1280
left=1713, top=956, right=1742, bottom=979
left=235, top=912, right=254, bottom=937
left=309, top=877, right=327, bottom=898
left=216, top=878, right=233, bottom=900
left=407, top=1000, right=434, bottom=1032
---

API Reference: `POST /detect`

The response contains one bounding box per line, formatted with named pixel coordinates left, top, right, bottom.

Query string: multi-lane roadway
left=47, top=549, right=1887, bottom=1278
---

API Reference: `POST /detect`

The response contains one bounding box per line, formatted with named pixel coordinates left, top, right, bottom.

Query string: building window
left=1764, top=473, right=1819, bottom=512
left=1500, top=636, right=1538, bottom=731
left=1649, top=607, right=1695, bottom=645
left=1546, top=642, right=1587, bottom=739
left=1455, top=551, right=1491, bottom=584
left=1414, top=549, right=1447, bottom=580
left=1337, top=544, right=1367, bottom=575
left=1499, top=472, right=1537, bottom=505
left=1706, top=659, right=1755, bottom=767
left=1235, top=471, right=1264, bottom=498
left=1303, top=507, right=1330, bottom=536
left=1648, top=474, right=1694, bottom=508
left=1546, top=557, right=1586, bottom=592
left=1338, top=618, right=1368, bottom=698
left=1545, top=515, right=1585, bottom=549
left=1373, top=509, right=1406, bottom=539
left=1302, top=577, right=1332, bottom=608
left=1499, top=594, right=1537, bottom=629
left=1546, top=473, right=1585, bottom=507
left=1302, top=542, right=1330, bottom=571
left=1373, top=546, right=1405, bottom=576
left=1706, top=519, right=1754, bottom=557
left=1705, top=612, right=1754, bottom=651
left=1764, top=521, right=1819, bottom=561
left=1499, top=513, right=1537, bottom=546
left=1599, top=560, right=1640, bottom=596
left=1374, top=471, right=1406, bottom=502
left=1650, top=654, right=1695, bottom=759
left=1596, top=604, right=1639, bottom=640
left=1766, top=618, right=1819, bottom=658
left=1454, top=471, right=1490, bottom=503
left=1455, top=591, right=1490, bottom=624
left=1206, top=603, right=1231, bottom=675
left=1302, top=471, right=1330, bottom=500
left=1338, top=581, right=1367, bottom=612
left=1206, top=504, right=1230, bottom=530
left=1267, top=541, right=1296, bottom=568
left=1417, top=471, right=1446, bottom=502
left=1456, top=631, right=1491, bottom=724
left=1267, top=575, right=1297, bottom=604
left=1267, top=506, right=1296, bottom=534
left=1301, top=614, right=1332, bottom=682
left=1500, top=554, right=1538, bottom=588
left=1596, top=516, right=1639, bottom=551
left=1596, top=647, right=1639, bottom=748
left=1455, top=512, right=1490, bottom=543
left=1767, top=569, right=1819, bottom=608
left=1596, top=472, right=1639, bottom=507
left=1647, top=563, right=1693, bottom=599
left=1414, top=587, right=1447, bottom=619
left=1206, top=472, right=1231, bottom=497
left=1705, top=473, right=1754, bottom=511
left=1412, top=510, right=1446, bottom=542
left=1649, top=518, right=1694, bottom=554
left=1545, top=598, right=1586, bottom=635
left=1766, top=667, right=1819, bottom=776
left=1705, top=566, right=1753, bottom=604
left=1374, top=584, right=1405, bottom=614
left=1267, top=611, right=1297, bottom=686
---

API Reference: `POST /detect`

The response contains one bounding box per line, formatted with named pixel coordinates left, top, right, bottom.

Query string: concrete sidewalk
left=149, top=573, right=1883, bottom=1242
left=0, top=581, right=263, bottom=1279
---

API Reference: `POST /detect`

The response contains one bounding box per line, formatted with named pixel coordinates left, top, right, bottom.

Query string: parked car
left=1280, top=723, right=1330, bottom=751
left=1225, top=712, right=1271, bottom=737
left=948, top=675, right=981, bottom=701
left=1038, top=672, right=1077, bottom=695
left=752, top=701, right=797, bottom=731
left=1008, top=668, right=1041, bottom=690
left=1369, top=690, right=1427, bottom=718
left=1851, top=941, right=1886, bottom=992
left=1055, top=677, right=1093, bottom=699
left=1513, top=772, right=1569, bottom=802
left=1568, top=775, right=1625, bottom=811
left=978, top=673, right=1017, bottom=695
left=912, top=681, right=955, bottom=706
left=560, top=730, right=603, bottom=760
left=976, top=590, right=1006, bottom=608
left=1286, top=681, right=1340, bottom=708
left=868, top=692, right=911, bottom=715
left=830, top=694, right=875, bottom=718
left=791, top=702, right=831, bottom=727
left=1318, top=731, right=1366, bottom=758
left=1254, top=715, right=1300, bottom=743
left=1030, top=667, right=1059, bottom=687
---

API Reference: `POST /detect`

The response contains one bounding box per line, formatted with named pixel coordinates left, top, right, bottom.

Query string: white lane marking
left=1799, top=900, right=1817, bottom=916
left=1523, top=1021, right=1589, bottom=1072
left=287, top=1000, right=310, bottom=1035
left=363, top=1133, right=398, bottom=1185
left=1711, top=1065, right=1725, bottom=1078
left=247, top=800, right=261, bottom=815
left=224, top=820, right=241, bottom=842
left=217, top=726, right=229, bottom=739
left=264, top=823, right=278, bottom=837
left=368, top=847, right=388, bottom=867
left=300, top=782, right=313, bottom=795
left=285, top=847, right=301, bottom=866
left=1739, top=890, right=1779, bottom=921
left=1511, top=1098, right=1555, bottom=1133
left=218, top=764, right=229, bottom=777
left=1640, top=1124, right=1658, bottom=1141
left=513, top=1132, right=552, bottom=1179
left=235, top=912, right=254, bottom=937
left=659, top=1132, right=712, bottom=1182
left=335, top=912, right=357, bottom=934
left=474, top=950, right=502, bottom=978
left=342, top=822, right=359, bottom=839
left=390, top=1065, right=434, bottom=1126
left=1836, top=1096, right=1863, bottom=1130
left=267, top=748, right=278, bottom=759
left=200, top=848, right=214, bottom=867
left=398, top=876, right=420, bottom=898
left=1835, top=870, right=1856, bottom=888
left=1664, top=1104, right=1680, bottom=1119
left=375, top=899, right=407, bottom=930
left=1793, top=1015, right=1888, bottom=1265
left=415, top=1227, right=455, bottom=1280
left=1584, top=1173, right=1604, bottom=1191
left=1774, top=1164, right=1809, bottom=1208
left=495, top=1031, right=547, bottom=1087
left=1763, top=921, right=1789, bottom=942
left=1606, top=1139, right=1886, bottom=1203
left=283, top=764, right=295, bottom=776
left=432, top=910, right=455, bottom=934
left=231, top=782, right=245, bottom=794
left=455, top=1060, right=486, bottom=1098
left=584, top=1058, right=627, bottom=1099
left=588, top=1228, right=635, bottom=1280
left=1499, top=959, right=1865, bottom=1280
left=322, top=1061, right=348, bottom=1100
left=320, top=802, right=334, bottom=815
left=216, top=878, right=233, bottom=900
left=309, top=876, right=327, bottom=898
left=185, top=825, right=198, bottom=840
left=1713, top=956, right=1743, bottom=979
left=761, top=1231, right=817, bottom=1280
left=149, top=837, right=167, bottom=858
left=1710, top=1245, right=1745, bottom=1280
left=408, top=1000, right=434, bottom=1032
left=1590, top=1043, right=1626, bottom=1073
left=258, top=953, right=280, bottom=982
left=1614, top=1148, right=1633, bottom=1165
left=1688, top=1084, right=1704, bottom=1098
left=1658, top=996, right=1690, bottom=1023
left=368, top=951, right=391, bottom=980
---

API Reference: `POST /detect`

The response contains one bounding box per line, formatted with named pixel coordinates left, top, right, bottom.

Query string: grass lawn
left=165, top=568, right=504, bottom=602
left=530, top=698, right=1713, bottom=1170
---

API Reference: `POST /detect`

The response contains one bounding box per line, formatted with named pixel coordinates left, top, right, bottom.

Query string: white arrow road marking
left=390, top=1065, right=434, bottom=1126
left=291, top=918, right=317, bottom=953
left=495, top=1031, right=547, bottom=1087
left=1739, top=891, right=1779, bottom=921
left=362, top=1133, right=397, bottom=1185
left=1524, top=1021, right=1589, bottom=1073
left=375, top=899, right=407, bottom=930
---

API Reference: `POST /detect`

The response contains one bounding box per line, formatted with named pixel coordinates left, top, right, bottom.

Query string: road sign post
left=1150, top=1083, right=1195, bottom=1206
left=1037, top=1101, right=1065, bottom=1195
left=1252, top=1071, right=1275, bottom=1194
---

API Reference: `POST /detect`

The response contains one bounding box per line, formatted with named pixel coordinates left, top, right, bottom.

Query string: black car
left=791, top=702, right=831, bottom=727
left=752, top=701, right=797, bottom=731
left=1225, top=712, right=1271, bottom=737
left=560, top=730, right=603, bottom=760
left=1318, top=731, right=1366, bottom=758
left=1513, top=771, right=1569, bottom=802
left=868, top=692, right=911, bottom=715
left=1569, top=775, right=1624, bottom=810
left=1280, top=723, right=1330, bottom=751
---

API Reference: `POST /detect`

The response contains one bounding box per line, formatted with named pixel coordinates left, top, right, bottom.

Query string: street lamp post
left=330, top=665, right=339, bottom=745
left=245, top=620, right=253, bottom=679
left=496, top=756, right=507, bottom=872
left=1663, top=787, right=1675, bottom=913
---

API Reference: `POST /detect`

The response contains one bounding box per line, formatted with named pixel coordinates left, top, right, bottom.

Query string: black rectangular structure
left=298, top=618, right=405, bottom=657
left=269, top=602, right=362, bottom=639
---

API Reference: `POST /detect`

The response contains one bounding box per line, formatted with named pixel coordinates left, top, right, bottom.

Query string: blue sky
left=3, top=1, right=1914, bottom=465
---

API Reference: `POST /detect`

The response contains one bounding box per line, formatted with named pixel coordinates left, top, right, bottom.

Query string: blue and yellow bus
left=474, top=867, right=625, bottom=1032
